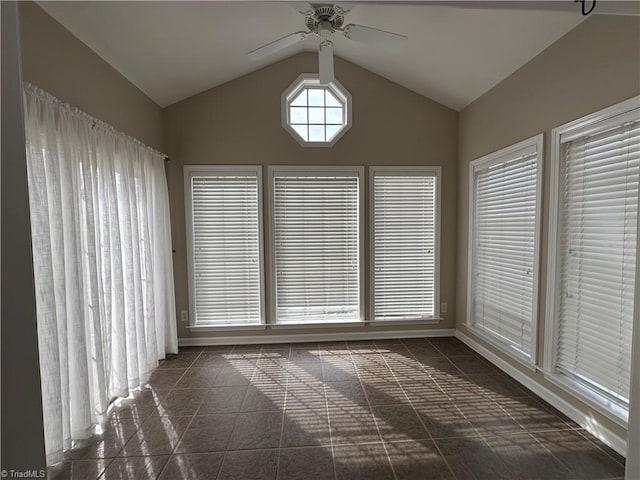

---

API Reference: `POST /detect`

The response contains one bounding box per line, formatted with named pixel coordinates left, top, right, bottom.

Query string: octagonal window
left=282, top=75, right=352, bottom=147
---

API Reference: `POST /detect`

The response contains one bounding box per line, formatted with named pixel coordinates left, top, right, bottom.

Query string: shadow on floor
left=48, top=337, right=626, bottom=480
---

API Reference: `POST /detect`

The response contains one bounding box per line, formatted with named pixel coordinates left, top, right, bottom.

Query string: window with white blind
left=370, top=167, right=441, bottom=321
left=185, top=166, right=265, bottom=327
left=467, top=135, right=543, bottom=364
left=269, top=166, right=363, bottom=324
left=545, top=97, right=639, bottom=421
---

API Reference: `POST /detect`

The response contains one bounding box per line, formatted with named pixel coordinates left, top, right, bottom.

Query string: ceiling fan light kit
left=247, top=3, right=408, bottom=85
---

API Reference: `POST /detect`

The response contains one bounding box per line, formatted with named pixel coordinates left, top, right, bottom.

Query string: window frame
left=184, top=164, right=266, bottom=329
left=268, top=165, right=365, bottom=326
left=544, top=96, right=640, bottom=426
left=281, top=74, right=352, bottom=148
left=466, top=134, right=544, bottom=369
left=369, top=166, right=442, bottom=324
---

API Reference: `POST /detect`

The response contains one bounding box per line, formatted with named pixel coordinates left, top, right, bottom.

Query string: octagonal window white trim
left=282, top=74, right=352, bottom=147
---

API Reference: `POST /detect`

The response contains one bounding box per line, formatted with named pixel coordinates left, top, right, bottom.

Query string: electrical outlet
left=440, top=302, right=448, bottom=314
left=180, top=310, right=189, bottom=323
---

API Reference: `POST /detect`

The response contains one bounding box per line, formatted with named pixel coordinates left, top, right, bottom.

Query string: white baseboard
left=455, top=330, right=627, bottom=458
left=178, top=328, right=455, bottom=347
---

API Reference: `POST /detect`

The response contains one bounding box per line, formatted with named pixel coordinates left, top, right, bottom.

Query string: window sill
left=542, top=369, right=629, bottom=428
left=466, top=324, right=537, bottom=372
left=270, top=321, right=365, bottom=329
left=368, top=318, right=442, bottom=326
left=187, top=324, right=266, bottom=332
left=187, top=319, right=445, bottom=331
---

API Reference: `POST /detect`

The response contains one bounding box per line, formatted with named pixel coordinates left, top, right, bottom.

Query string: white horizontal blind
left=556, top=119, right=639, bottom=405
left=188, top=170, right=262, bottom=326
left=273, top=174, right=360, bottom=323
left=373, top=173, right=437, bottom=320
left=470, top=146, right=540, bottom=358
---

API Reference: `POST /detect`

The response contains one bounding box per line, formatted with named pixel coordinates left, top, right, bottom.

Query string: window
left=282, top=74, right=352, bottom=147
left=545, top=97, right=639, bottom=422
left=370, top=167, right=441, bottom=321
left=185, top=166, right=265, bottom=327
left=467, top=135, right=543, bottom=364
left=269, top=166, right=363, bottom=324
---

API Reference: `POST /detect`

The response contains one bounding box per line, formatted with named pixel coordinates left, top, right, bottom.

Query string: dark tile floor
left=49, top=337, right=626, bottom=480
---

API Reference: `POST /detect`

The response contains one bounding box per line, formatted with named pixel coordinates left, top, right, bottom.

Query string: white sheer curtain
left=23, top=83, right=177, bottom=465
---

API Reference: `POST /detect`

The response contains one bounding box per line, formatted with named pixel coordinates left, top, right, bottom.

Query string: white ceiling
left=38, top=1, right=586, bottom=110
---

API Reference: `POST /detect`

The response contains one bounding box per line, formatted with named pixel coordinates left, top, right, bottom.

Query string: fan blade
left=343, top=24, right=407, bottom=49
left=319, top=41, right=334, bottom=84
left=248, top=31, right=308, bottom=60
left=290, top=2, right=314, bottom=15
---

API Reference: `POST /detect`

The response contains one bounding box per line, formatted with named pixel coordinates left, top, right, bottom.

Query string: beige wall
left=18, top=2, right=164, bottom=151
left=164, top=52, right=458, bottom=340
left=2, top=1, right=46, bottom=471
left=12, top=0, right=640, bottom=457
left=457, top=15, right=640, bottom=440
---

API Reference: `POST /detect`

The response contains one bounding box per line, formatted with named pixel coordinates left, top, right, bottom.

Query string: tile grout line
left=426, top=340, right=617, bottom=472
left=275, top=343, right=293, bottom=480
left=474, top=384, right=572, bottom=443
left=130, top=348, right=205, bottom=431
left=346, top=343, right=399, bottom=480
left=94, top=459, right=115, bottom=480
left=420, top=339, right=487, bottom=438
left=94, top=351, right=205, bottom=478
left=319, top=344, right=341, bottom=480
left=170, top=344, right=241, bottom=480
left=152, top=346, right=208, bottom=480
left=110, top=345, right=205, bottom=472
left=152, top=346, right=206, bottom=405
left=240, top=343, right=263, bottom=414
left=214, top=343, right=258, bottom=480
left=574, top=429, right=627, bottom=467
left=421, top=339, right=587, bottom=478
left=97, top=340, right=624, bottom=480
left=454, top=366, right=551, bottom=442
left=525, top=429, right=576, bottom=475
left=102, top=350, right=192, bottom=479
left=377, top=340, right=459, bottom=480
left=403, top=339, right=497, bottom=478
left=453, top=368, right=624, bottom=473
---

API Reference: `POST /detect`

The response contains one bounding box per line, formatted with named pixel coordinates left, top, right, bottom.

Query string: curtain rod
left=23, top=82, right=168, bottom=160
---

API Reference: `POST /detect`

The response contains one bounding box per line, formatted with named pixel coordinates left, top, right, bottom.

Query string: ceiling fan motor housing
left=305, top=5, right=345, bottom=37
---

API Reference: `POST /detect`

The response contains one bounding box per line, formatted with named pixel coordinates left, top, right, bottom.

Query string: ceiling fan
left=247, top=3, right=408, bottom=84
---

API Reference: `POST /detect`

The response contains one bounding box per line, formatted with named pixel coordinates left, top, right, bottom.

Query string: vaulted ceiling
left=38, top=1, right=590, bottom=110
